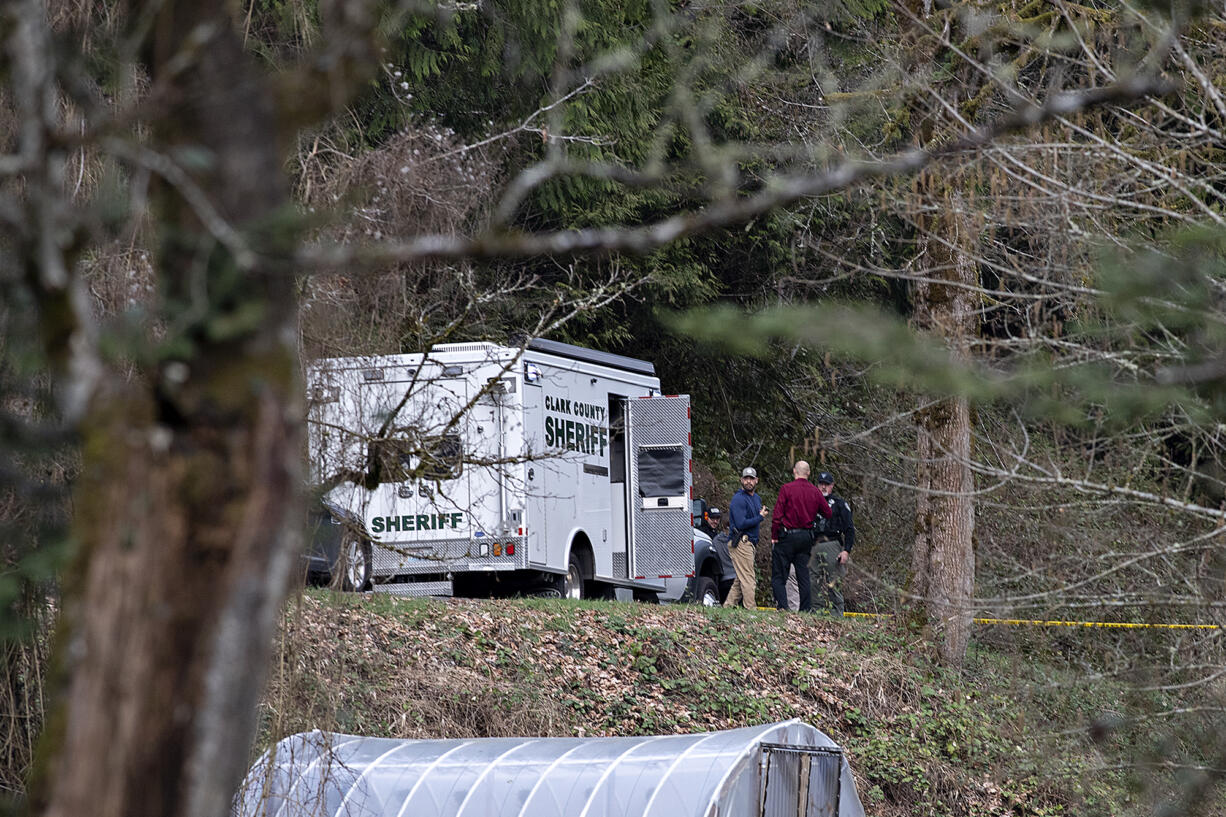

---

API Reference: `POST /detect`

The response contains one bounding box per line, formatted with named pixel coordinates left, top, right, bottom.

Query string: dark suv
left=304, top=499, right=374, bottom=591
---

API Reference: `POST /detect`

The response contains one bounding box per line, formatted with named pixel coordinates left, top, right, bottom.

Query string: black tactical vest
left=814, top=497, right=843, bottom=540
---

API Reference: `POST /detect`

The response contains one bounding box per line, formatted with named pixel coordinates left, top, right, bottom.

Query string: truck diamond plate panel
left=371, top=538, right=526, bottom=576
left=628, top=397, right=690, bottom=443
left=373, top=580, right=455, bottom=597
left=634, top=511, right=692, bottom=576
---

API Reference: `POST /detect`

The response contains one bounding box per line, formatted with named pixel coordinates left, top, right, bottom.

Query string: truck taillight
left=506, top=542, right=515, bottom=556
left=493, top=542, right=503, bottom=557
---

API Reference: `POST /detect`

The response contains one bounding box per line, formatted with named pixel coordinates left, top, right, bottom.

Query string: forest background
left=3, top=0, right=1226, bottom=815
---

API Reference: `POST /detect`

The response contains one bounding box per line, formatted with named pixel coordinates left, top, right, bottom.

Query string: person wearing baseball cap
left=724, top=466, right=767, bottom=609
left=697, top=505, right=722, bottom=538
left=810, top=470, right=856, bottom=617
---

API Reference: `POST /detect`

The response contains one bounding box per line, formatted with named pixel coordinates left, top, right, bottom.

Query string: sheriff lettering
left=371, top=512, right=464, bottom=534
left=544, top=393, right=609, bottom=456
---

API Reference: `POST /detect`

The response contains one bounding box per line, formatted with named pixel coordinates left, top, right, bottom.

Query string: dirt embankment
left=260, top=591, right=1125, bottom=817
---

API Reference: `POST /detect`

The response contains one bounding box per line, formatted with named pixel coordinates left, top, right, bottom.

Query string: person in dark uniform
left=769, top=461, right=831, bottom=612
left=697, top=506, right=721, bottom=538
left=809, top=471, right=856, bottom=617
left=705, top=508, right=735, bottom=601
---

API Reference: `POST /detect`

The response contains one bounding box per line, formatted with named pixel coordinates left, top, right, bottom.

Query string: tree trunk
left=31, top=2, right=304, bottom=816
left=910, top=184, right=978, bottom=666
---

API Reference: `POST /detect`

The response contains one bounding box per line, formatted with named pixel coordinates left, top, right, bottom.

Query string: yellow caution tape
left=839, top=610, right=1218, bottom=630
left=971, top=617, right=1218, bottom=630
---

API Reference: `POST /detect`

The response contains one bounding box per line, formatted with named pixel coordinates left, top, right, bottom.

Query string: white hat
left=741, top=467, right=757, bottom=478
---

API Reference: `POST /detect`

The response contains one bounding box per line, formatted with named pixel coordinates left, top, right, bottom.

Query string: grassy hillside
left=258, top=590, right=1192, bottom=817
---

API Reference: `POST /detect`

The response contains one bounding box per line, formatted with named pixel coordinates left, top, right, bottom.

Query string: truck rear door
left=625, top=395, right=693, bottom=581
left=360, top=372, right=474, bottom=570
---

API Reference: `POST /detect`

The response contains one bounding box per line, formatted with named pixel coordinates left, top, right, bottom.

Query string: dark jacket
left=817, top=493, right=856, bottom=552
left=711, top=531, right=735, bottom=579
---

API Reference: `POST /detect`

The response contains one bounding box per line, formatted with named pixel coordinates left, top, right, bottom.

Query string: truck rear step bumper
left=372, top=580, right=454, bottom=597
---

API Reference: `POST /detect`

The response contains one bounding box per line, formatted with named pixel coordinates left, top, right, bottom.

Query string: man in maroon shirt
left=769, top=460, right=832, bottom=611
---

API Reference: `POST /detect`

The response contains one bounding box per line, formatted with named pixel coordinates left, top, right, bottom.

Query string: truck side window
left=637, top=446, right=684, bottom=497
left=369, top=438, right=409, bottom=483
left=369, top=433, right=464, bottom=482
left=426, top=433, right=463, bottom=480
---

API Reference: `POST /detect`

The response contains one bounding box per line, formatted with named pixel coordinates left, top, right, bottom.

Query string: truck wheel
left=562, top=552, right=585, bottom=600
left=335, top=532, right=372, bottom=592
left=692, top=576, right=720, bottom=607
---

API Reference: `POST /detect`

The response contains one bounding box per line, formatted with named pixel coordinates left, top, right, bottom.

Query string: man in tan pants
left=724, top=466, right=767, bottom=609
left=724, top=529, right=757, bottom=608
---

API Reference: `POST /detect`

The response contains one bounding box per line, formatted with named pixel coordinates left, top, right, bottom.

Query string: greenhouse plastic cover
left=235, top=719, right=864, bottom=817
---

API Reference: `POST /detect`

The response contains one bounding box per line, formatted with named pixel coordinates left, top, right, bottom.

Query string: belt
left=782, top=527, right=810, bottom=535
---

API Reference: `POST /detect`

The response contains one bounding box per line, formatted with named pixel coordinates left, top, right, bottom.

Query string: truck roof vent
left=432, top=343, right=495, bottom=353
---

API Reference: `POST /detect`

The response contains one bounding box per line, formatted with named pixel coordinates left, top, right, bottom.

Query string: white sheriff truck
left=307, top=338, right=694, bottom=600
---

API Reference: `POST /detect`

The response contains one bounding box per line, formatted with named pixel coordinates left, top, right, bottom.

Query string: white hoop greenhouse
left=235, top=719, right=864, bottom=817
